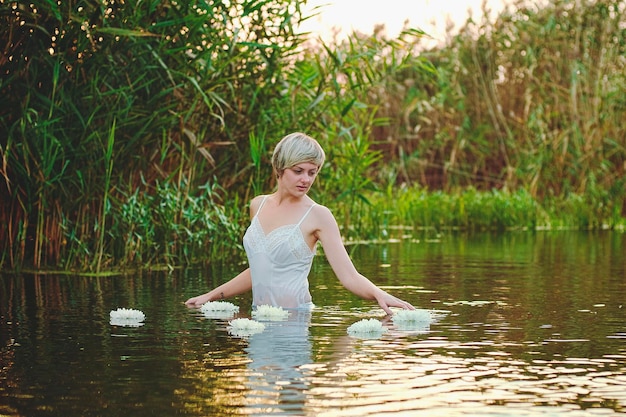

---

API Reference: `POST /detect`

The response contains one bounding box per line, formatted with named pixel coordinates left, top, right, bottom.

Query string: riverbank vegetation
left=1, top=0, right=624, bottom=272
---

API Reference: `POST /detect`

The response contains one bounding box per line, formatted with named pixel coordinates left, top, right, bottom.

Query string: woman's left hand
left=376, top=292, right=415, bottom=316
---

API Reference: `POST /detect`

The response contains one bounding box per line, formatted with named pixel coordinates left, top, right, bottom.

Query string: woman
left=185, top=132, right=414, bottom=315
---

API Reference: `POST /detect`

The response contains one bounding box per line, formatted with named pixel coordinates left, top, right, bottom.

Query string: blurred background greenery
left=0, top=0, right=624, bottom=272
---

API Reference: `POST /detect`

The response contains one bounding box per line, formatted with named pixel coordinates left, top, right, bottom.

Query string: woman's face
left=279, top=162, right=319, bottom=195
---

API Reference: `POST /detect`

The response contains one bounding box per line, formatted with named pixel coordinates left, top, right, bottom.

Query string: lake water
left=1, top=231, right=625, bottom=416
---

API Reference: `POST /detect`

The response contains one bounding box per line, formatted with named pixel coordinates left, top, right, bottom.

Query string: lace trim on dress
left=245, top=218, right=314, bottom=260
left=245, top=197, right=316, bottom=259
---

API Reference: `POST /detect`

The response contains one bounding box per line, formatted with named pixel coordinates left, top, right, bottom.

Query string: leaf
left=93, top=28, right=159, bottom=37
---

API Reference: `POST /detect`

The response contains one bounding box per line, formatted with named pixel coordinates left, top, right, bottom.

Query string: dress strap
left=254, top=196, right=269, bottom=217
left=296, top=204, right=316, bottom=226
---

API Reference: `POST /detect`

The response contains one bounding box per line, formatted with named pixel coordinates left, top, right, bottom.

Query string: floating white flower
left=109, top=308, right=145, bottom=327
left=251, top=305, right=290, bottom=321
left=347, top=318, right=388, bottom=338
left=392, top=309, right=434, bottom=331
left=392, top=309, right=433, bottom=324
left=228, top=318, right=265, bottom=337
left=200, top=301, right=240, bottom=319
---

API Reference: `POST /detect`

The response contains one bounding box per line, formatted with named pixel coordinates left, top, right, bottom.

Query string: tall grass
left=109, top=178, right=243, bottom=270
left=0, top=0, right=623, bottom=272
left=0, top=0, right=309, bottom=270
left=377, top=0, right=625, bottom=206
left=367, top=186, right=543, bottom=236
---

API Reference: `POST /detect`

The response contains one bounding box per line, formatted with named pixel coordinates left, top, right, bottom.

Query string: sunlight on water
left=226, top=304, right=626, bottom=416
left=1, top=232, right=625, bottom=416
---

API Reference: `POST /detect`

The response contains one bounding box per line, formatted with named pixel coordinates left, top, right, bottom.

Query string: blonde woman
left=185, top=132, right=413, bottom=315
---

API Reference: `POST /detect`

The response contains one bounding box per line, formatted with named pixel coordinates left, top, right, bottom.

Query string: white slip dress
left=243, top=196, right=317, bottom=310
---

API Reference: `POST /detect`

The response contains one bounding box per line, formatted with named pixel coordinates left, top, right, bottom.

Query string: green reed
left=0, top=0, right=623, bottom=272
left=109, top=178, right=243, bottom=270
left=373, top=0, right=624, bottom=215
left=0, top=0, right=308, bottom=270
left=359, top=187, right=559, bottom=240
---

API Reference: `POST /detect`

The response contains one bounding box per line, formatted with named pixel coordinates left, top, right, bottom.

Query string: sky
left=300, top=0, right=511, bottom=43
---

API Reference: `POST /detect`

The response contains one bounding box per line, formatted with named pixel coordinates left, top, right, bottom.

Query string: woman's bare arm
left=315, top=205, right=414, bottom=315
left=185, top=197, right=262, bottom=308
left=184, top=268, right=252, bottom=307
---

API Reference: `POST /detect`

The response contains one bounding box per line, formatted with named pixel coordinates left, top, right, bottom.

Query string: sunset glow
left=301, top=0, right=511, bottom=42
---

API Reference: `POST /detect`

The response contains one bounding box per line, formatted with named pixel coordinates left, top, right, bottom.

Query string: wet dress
left=243, top=196, right=317, bottom=310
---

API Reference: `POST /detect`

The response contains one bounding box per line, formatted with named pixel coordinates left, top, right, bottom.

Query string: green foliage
left=384, top=0, right=625, bottom=205
left=289, top=28, right=434, bottom=237
left=110, top=178, right=243, bottom=269
left=0, top=0, right=307, bottom=270
left=0, top=0, right=624, bottom=272
left=365, top=187, right=550, bottom=238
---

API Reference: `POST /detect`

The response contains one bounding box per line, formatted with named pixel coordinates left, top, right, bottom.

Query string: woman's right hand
left=184, top=293, right=210, bottom=307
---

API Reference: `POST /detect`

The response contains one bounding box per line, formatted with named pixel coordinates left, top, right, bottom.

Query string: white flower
left=110, top=308, right=145, bottom=321
left=392, top=309, right=435, bottom=332
left=109, top=308, right=145, bottom=327
left=200, top=301, right=239, bottom=319
left=392, top=308, right=449, bottom=332
left=228, top=318, right=265, bottom=337
left=347, top=318, right=388, bottom=338
left=251, top=305, right=290, bottom=321
left=392, top=309, right=433, bottom=324
left=201, top=301, right=240, bottom=312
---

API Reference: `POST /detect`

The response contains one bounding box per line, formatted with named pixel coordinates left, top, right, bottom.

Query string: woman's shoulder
left=309, top=202, right=335, bottom=221
left=249, top=195, right=269, bottom=216
left=250, top=195, right=267, bottom=205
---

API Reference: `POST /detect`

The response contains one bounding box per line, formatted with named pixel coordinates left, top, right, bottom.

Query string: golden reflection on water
left=175, top=302, right=626, bottom=416
left=1, top=232, right=625, bottom=416
left=300, top=330, right=626, bottom=416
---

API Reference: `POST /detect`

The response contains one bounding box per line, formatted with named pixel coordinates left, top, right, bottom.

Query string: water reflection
left=244, top=310, right=313, bottom=415
left=1, top=231, right=625, bottom=416
left=307, top=339, right=626, bottom=416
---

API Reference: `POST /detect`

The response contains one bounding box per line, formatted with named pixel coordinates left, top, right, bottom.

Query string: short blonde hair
left=271, top=132, right=325, bottom=177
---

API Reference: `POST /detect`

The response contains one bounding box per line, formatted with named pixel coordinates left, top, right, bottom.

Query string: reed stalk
left=94, top=120, right=116, bottom=273
left=0, top=0, right=623, bottom=272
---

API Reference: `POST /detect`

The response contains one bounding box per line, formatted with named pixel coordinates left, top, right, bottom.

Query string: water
left=1, top=231, right=625, bottom=416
